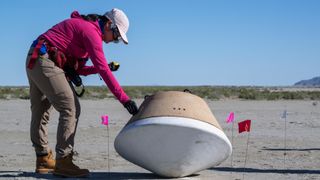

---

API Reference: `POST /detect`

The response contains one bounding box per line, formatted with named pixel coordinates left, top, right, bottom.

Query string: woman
left=25, top=8, right=138, bottom=178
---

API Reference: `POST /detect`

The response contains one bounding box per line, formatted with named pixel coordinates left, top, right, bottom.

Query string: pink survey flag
left=101, top=115, right=109, bottom=126
left=226, top=112, right=235, bottom=123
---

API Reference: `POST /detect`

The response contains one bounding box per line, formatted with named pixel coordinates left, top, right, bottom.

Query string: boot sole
left=53, top=171, right=89, bottom=178
left=35, top=168, right=54, bottom=174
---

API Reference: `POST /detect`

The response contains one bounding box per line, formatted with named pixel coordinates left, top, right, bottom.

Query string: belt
left=27, top=39, right=48, bottom=69
left=28, top=38, right=67, bottom=69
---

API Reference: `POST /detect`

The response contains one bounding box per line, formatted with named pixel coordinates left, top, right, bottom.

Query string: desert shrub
left=82, top=86, right=109, bottom=99
left=238, top=88, right=257, bottom=100
left=266, top=92, right=281, bottom=100
left=18, top=88, right=30, bottom=99
left=281, top=92, right=304, bottom=100
left=308, top=92, right=320, bottom=100
left=1, top=86, right=320, bottom=100
left=0, top=87, right=29, bottom=99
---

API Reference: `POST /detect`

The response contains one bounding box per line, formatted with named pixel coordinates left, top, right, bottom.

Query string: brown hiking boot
left=53, top=153, right=89, bottom=178
left=35, top=150, right=56, bottom=173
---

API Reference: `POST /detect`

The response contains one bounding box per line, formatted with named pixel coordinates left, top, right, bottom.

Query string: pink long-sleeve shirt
left=40, top=11, right=129, bottom=104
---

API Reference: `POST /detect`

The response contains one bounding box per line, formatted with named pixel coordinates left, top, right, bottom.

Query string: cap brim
left=118, top=29, right=128, bottom=44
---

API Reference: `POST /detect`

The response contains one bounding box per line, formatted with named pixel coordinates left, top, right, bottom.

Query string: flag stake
left=284, top=111, right=287, bottom=169
left=101, top=115, right=110, bottom=174
left=107, top=125, right=110, bottom=173
left=243, top=131, right=250, bottom=180
left=238, top=119, right=251, bottom=180
left=281, top=109, right=287, bottom=170
left=226, top=112, right=235, bottom=167
left=231, top=120, right=234, bottom=167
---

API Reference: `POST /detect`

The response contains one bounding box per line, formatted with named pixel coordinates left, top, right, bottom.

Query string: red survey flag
left=238, top=119, right=251, bottom=133
left=226, top=112, right=235, bottom=123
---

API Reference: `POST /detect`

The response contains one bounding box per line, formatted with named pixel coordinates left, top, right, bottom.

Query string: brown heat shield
left=127, top=91, right=222, bottom=130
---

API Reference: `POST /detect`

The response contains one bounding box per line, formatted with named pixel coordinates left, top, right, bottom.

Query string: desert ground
left=0, top=99, right=319, bottom=180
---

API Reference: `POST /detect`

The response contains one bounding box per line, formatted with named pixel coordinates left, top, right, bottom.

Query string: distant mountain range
left=294, top=76, right=320, bottom=87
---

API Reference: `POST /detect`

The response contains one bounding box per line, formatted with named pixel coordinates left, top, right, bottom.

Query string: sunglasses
left=111, top=24, right=122, bottom=43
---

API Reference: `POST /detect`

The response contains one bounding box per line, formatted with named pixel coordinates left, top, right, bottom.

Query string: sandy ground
left=0, top=99, right=320, bottom=180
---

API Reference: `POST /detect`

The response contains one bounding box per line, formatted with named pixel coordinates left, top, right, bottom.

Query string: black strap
left=75, top=84, right=85, bottom=97
left=69, top=81, right=85, bottom=97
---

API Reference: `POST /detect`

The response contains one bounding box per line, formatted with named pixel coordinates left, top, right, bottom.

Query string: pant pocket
left=36, top=58, right=70, bottom=96
left=39, top=57, right=64, bottom=77
left=46, top=73, right=71, bottom=95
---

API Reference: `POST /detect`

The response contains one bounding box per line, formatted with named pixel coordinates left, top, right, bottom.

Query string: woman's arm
left=82, top=28, right=130, bottom=104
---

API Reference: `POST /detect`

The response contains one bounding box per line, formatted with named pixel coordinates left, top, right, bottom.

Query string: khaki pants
left=26, top=48, right=80, bottom=159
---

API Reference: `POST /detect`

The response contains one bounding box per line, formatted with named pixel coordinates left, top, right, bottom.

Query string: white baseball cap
left=104, top=8, right=129, bottom=44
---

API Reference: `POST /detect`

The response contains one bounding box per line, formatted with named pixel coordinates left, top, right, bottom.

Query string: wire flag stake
left=101, top=115, right=110, bottom=173
left=226, top=112, right=235, bottom=167
left=238, top=119, right=251, bottom=180
left=281, top=109, right=288, bottom=169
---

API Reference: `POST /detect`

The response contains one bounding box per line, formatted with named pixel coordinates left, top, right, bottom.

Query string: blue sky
left=0, top=0, right=319, bottom=86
